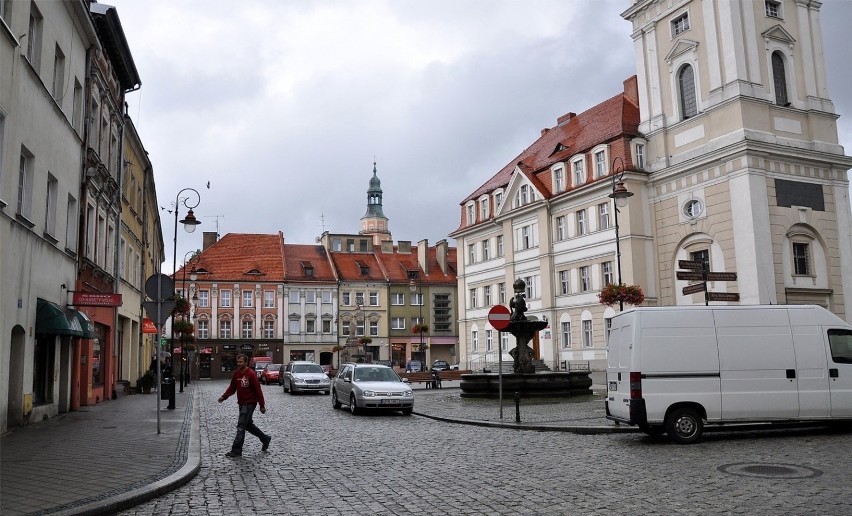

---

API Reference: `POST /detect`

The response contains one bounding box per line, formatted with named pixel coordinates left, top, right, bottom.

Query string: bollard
left=514, top=391, right=521, bottom=423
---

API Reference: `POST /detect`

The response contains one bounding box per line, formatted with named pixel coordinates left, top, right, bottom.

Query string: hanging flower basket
left=598, top=283, right=645, bottom=306
left=172, top=296, right=190, bottom=315
left=332, top=345, right=345, bottom=353
left=358, top=337, right=373, bottom=344
left=411, top=324, right=429, bottom=334
left=172, top=319, right=194, bottom=335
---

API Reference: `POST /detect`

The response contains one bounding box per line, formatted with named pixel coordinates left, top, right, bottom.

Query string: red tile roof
left=282, top=244, right=337, bottom=282
left=374, top=246, right=457, bottom=285
left=175, top=233, right=284, bottom=283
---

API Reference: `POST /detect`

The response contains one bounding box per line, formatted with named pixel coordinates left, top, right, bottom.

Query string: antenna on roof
left=204, top=215, right=224, bottom=239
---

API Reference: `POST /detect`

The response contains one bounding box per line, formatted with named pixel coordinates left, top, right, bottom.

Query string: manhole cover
left=718, top=463, right=822, bottom=479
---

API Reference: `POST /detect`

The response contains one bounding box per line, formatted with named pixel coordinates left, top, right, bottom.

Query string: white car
left=331, top=363, right=414, bottom=415
left=282, top=361, right=331, bottom=395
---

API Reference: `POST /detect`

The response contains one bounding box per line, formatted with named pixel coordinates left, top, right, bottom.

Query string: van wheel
left=332, top=391, right=341, bottom=409
left=639, top=424, right=665, bottom=438
left=666, top=407, right=703, bottom=444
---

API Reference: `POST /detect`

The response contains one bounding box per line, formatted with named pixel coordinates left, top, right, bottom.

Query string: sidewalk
left=0, top=386, right=200, bottom=516
left=0, top=373, right=628, bottom=515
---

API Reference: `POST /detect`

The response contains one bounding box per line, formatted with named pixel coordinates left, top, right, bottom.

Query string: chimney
left=541, top=128, right=550, bottom=136
left=202, top=231, right=218, bottom=251
left=435, top=239, right=448, bottom=274
left=623, top=75, right=639, bottom=107
left=556, top=112, right=576, bottom=126
left=381, top=240, right=393, bottom=253
left=398, top=240, right=411, bottom=253
left=417, top=239, right=429, bottom=276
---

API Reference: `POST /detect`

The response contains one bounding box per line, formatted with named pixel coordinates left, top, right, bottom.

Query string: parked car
left=449, top=364, right=460, bottom=371
left=431, top=360, right=450, bottom=371
left=332, top=363, right=413, bottom=415
left=404, top=359, right=423, bottom=372
left=282, top=361, right=331, bottom=395
left=259, top=363, right=282, bottom=385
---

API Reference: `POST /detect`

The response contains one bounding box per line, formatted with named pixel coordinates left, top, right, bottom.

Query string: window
left=497, top=235, right=504, bottom=257
left=0, top=0, right=10, bottom=22
left=322, top=320, right=331, bottom=333
left=580, top=266, right=591, bottom=291
left=765, top=0, right=781, bottom=18
left=289, top=320, right=300, bottom=334
left=306, top=319, right=316, bottom=334
left=197, top=320, right=209, bottom=339
left=605, top=318, right=612, bottom=344
left=220, top=320, right=232, bottom=339
left=356, top=319, right=365, bottom=336
left=498, top=282, right=506, bottom=304
left=519, top=184, right=530, bottom=205
left=0, top=113, right=6, bottom=191
left=561, top=322, right=571, bottom=348
left=679, top=65, right=697, bottom=119
left=355, top=292, right=364, bottom=306
left=306, top=291, right=316, bottom=303
left=392, top=317, right=406, bottom=330
left=572, top=159, right=585, bottom=186
left=480, top=198, right=489, bottom=220
left=342, top=292, right=351, bottom=306
left=482, top=239, right=490, bottom=260
left=495, top=191, right=503, bottom=210
left=486, top=330, right=493, bottom=352
left=554, top=167, right=565, bottom=193
left=469, top=288, right=478, bottom=309
left=603, top=261, right=614, bottom=286
left=671, top=12, right=690, bottom=36
left=242, top=320, right=253, bottom=339
left=391, top=293, right=405, bottom=305
left=263, top=320, right=274, bottom=339
left=411, top=293, right=423, bottom=306
left=65, top=195, right=78, bottom=251
left=594, top=151, right=606, bottom=178
left=322, top=291, right=332, bottom=303
left=17, top=148, right=34, bottom=218
left=559, top=270, right=570, bottom=295
left=582, top=320, right=593, bottom=348
left=289, top=290, right=300, bottom=304
left=577, top=210, right=587, bottom=236
left=827, top=329, right=852, bottom=364
left=45, top=174, right=57, bottom=237
left=242, top=290, right=253, bottom=308
left=683, top=199, right=703, bottom=218
left=368, top=291, right=378, bottom=306
left=33, top=336, right=56, bottom=403
left=468, top=244, right=476, bottom=264
left=72, top=79, right=83, bottom=132
left=691, top=249, right=709, bottom=269
left=598, top=203, right=610, bottom=230
left=484, top=285, right=492, bottom=306
left=772, top=52, right=789, bottom=106
left=220, top=290, right=232, bottom=308
left=471, top=330, right=479, bottom=352
left=501, top=332, right=509, bottom=351
left=263, top=291, right=275, bottom=308
left=635, top=143, right=645, bottom=170
left=556, top=216, right=567, bottom=241
left=467, top=204, right=475, bottom=225
left=369, top=321, right=378, bottom=337
left=198, top=290, right=209, bottom=308
left=26, top=4, right=43, bottom=67
left=52, top=44, right=65, bottom=100
left=524, top=276, right=535, bottom=299
left=792, top=242, right=810, bottom=275
left=433, top=293, right=452, bottom=332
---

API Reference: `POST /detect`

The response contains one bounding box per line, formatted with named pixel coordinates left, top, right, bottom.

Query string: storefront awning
left=36, top=298, right=83, bottom=337
left=73, top=311, right=99, bottom=339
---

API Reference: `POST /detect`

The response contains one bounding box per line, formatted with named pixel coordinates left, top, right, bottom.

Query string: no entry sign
left=488, top=305, right=511, bottom=330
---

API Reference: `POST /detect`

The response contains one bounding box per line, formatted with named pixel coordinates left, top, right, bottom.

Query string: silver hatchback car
left=282, top=361, right=331, bottom=395
left=332, top=363, right=414, bottom=415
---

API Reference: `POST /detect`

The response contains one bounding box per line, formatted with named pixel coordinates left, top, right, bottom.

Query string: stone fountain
left=459, top=279, right=593, bottom=398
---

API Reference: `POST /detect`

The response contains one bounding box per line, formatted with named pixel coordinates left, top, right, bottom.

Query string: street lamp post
left=607, top=157, right=634, bottom=311
left=171, top=188, right=201, bottom=393
left=408, top=271, right=424, bottom=369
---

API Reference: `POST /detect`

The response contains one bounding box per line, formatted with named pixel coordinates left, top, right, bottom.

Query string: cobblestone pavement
left=120, top=380, right=852, bottom=516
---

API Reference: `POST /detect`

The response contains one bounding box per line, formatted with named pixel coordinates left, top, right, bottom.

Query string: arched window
left=679, top=65, right=697, bottom=119
left=772, top=51, right=789, bottom=106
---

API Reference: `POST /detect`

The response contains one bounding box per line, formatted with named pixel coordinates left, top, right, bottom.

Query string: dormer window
left=301, top=261, right=314, bottom=277
left=552, top=166, right=565, bottom=193
left=246, top=268, right=263, bottom=275
left=355, top=260, right=369, bottom=276
left=494, top=190, right=503, bottom=210
left=479, top=197, right=489, bottom=220
left=572, top=158, right=585, bottom=186
left=466, top=203, right=475, bottom=225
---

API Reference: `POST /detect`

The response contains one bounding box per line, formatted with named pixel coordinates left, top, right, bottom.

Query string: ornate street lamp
left=607, top=157, right=634, bottom=311
left=171, top=188, right=201, bottom=393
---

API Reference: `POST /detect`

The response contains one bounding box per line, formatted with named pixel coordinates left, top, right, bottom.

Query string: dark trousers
left=231, top=403, right=268, bottom=454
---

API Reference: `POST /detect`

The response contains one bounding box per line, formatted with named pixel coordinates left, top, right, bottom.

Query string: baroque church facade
left=452, top=0, right=852, bottom=371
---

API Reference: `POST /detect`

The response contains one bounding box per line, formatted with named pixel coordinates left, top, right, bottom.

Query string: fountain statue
left=459, top=279, right=593, bottom=398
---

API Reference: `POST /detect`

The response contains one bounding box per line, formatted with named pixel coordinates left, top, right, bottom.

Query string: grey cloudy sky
left=106, top=0, right=852, bottom=273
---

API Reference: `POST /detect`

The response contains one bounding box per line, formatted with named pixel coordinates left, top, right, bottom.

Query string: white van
left=605, top=305, right=852, bottom=444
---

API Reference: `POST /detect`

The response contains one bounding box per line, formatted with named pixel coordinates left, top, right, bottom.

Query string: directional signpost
left=143, top=273, right=177, bottom=426
left=676, top=260, right=739, bottom=306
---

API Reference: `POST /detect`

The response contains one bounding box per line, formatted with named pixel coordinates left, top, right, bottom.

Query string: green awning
left=73, top=310, right=99, bottom=339
left=36, top=298, right=83, bottom=337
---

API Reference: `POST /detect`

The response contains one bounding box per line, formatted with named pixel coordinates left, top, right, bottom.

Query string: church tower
left=360, top=161, right=391, bottom=245
left=622, top=0, right=852, bottom=317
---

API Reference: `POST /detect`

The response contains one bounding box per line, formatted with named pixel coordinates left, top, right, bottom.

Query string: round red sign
left=488, top=305, right=511, bottom=330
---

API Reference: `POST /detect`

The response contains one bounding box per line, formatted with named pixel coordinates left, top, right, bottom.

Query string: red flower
left=598, top=283, right=645, bottom=306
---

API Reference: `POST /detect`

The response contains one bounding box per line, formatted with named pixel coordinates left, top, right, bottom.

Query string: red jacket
left=221, top=367, right=265, bottom=407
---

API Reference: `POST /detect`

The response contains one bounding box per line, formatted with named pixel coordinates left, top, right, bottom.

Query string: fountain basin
left=459, top=371, right=593, bottom=398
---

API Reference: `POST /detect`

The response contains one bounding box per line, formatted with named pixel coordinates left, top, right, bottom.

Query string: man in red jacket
left=218, top=354, right=271, bottom=458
